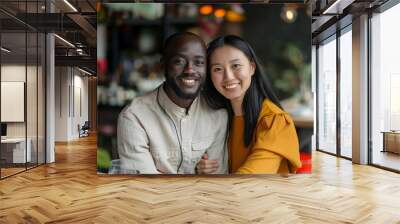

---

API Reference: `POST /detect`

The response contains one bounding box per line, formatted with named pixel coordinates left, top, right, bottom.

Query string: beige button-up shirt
left=117, top=84, right=228, bottom=174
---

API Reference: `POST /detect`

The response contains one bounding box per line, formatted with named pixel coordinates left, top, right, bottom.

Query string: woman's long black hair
left=203, top=35, right=282, bottom=147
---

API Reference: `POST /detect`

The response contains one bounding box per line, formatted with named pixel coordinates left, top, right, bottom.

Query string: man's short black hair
left=162, top=32, right=204, bottom=58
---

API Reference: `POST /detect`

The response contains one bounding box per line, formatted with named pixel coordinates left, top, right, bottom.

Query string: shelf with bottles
left=98, top=51, right=165, bottom=109
left=98, top=3, right=204, bottom=97
left=103, top=20, right=199, bottom=79
left=100, top=52, right=163, bottom=83
left=97, top=77, right=164, bottom=109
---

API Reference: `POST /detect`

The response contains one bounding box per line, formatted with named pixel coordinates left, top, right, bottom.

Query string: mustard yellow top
left=229, top=100, right=302, bottom=174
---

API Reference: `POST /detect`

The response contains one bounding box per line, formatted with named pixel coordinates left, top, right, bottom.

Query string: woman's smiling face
left=209, top=45, right=255, bottom=103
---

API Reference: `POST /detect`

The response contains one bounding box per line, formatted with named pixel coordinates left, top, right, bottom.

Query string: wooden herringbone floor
left=1, top=135, right=400, bottom=223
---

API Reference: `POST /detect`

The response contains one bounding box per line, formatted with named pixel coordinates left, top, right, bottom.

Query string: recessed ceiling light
left=54, top=34, right=75, bottom=48
left=1, top=47, right=11, bottom=53
left=78, top=67, right=93, bottom=76
left=63, top=0, right=78, bottom=12
left=322, top=0, right=353, bottom=15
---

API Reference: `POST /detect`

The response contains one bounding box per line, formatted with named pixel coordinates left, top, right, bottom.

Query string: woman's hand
left=196, top=153, right=219, bottom=174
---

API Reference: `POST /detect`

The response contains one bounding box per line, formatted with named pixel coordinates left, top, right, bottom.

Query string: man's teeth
left=182, top=78, right=196, bottom=85
left=224, top=83, right=239, bottom=89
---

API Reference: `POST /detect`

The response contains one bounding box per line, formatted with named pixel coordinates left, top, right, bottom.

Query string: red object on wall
left=97, top=59, right=108, bottom=79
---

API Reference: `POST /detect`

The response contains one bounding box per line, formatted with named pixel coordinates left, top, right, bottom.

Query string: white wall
left=55, top=67, right=89, bottom=141
left=73, top=73, right=89, bottom=138
left=55, top=66, right=69, bottom=141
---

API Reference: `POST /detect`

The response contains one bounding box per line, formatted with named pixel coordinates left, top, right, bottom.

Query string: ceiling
left=0, top=0, right=95, bottom=14
left=3, top=0, right=393, bottom=73
left=0, top=0, right=96, bottom=72
left=311, top=0, right=390, bottom=43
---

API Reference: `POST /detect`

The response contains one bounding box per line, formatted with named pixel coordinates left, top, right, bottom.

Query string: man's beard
left=165, top=73, right=203, bottom=100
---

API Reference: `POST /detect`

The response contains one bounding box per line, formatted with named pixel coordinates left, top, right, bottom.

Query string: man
left=117, top=32, right=228, bottom=174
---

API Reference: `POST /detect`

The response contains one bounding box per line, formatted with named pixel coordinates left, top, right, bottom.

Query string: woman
left=199, top=35, right=301, bottom=174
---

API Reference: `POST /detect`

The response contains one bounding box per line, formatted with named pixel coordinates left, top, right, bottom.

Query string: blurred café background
left=96, top=3, right=312, bottom=173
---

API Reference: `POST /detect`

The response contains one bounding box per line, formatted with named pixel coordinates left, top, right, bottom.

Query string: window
left=317, top=35, right=337, bottom=154
left=0, top=0, right=47, bottom=179
left=339, top=28, right=352, bottom=158
left=370, top=2, right=400, bottom=171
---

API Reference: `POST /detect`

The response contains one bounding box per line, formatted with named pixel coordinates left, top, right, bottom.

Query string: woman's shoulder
left=257, top=99, right=294, bottom=129
left=260, top=99, right=286, bottom=117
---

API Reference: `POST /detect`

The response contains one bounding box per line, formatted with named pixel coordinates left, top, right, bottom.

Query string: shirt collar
left=157, top=83, right=200, bottom=118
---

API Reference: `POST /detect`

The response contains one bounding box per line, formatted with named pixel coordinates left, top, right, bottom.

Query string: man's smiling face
left=163, top=35, right=206, bottom=100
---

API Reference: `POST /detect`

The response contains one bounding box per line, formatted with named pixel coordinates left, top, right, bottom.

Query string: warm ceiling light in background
left=286, top=10, right=295, bottom=20
left=214, top=9, right=226, bottom=18
left=226, top=4, right=245, bottom=23
left=200, top=5, right=213, bottom=15
left=54, top=34, right=75, bottom=48
left=1, top=47, right=11, bottom=53
left=226, top=10, right=245, bottom=22
left=281, top=5, right=297, bottom=23
left=63, top=0, right=78, bottom=12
